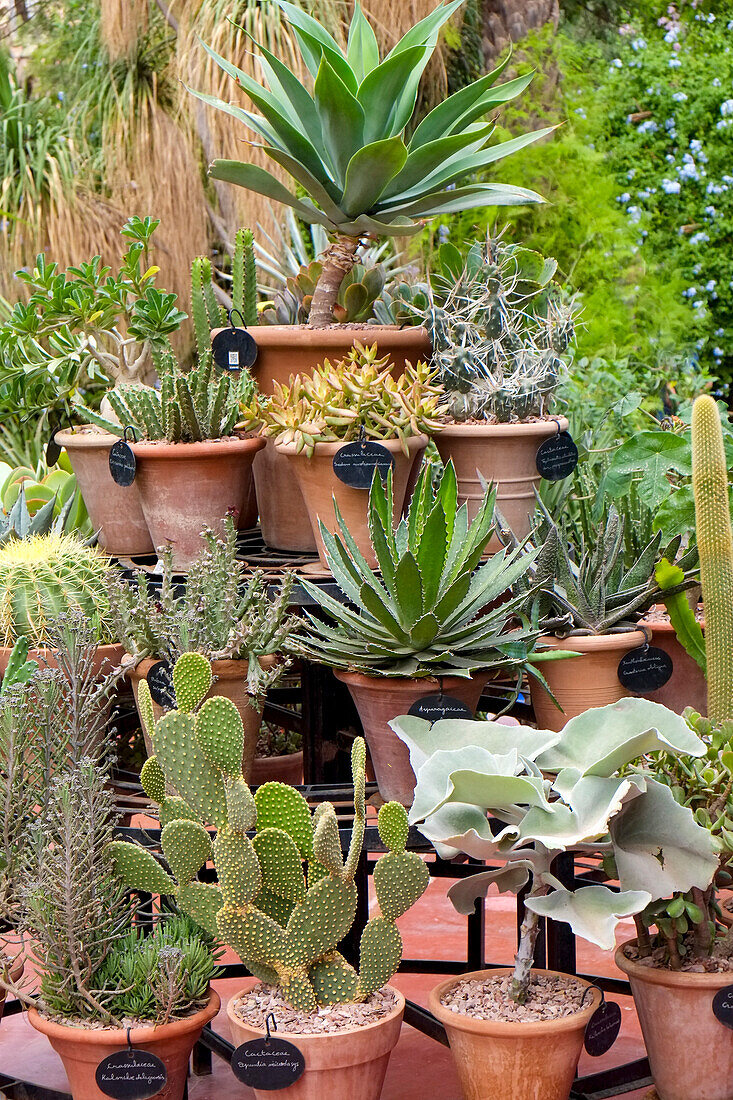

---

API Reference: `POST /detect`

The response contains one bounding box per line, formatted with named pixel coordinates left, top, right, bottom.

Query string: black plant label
left=332, top=441, right=395, bottom=489
left=146, top=660, right=176, bottom=709
left=584, top=1000, right=622, bottom=1056
left=109, top=440, right=137, bottom=487
left=212, top=326, right=258, bottom=371
left=536, top=430, right=579, bottom=481
left=46, top=428, right=62, bottom=467
left=712, top=986, right=733, bottom=1029
left=617, top=645, right=673, bottom=692
left=408, top=694, right=473, bottom=722
left=231, top=1038, right=306, bottom=1090
left=95, top=1049, right=167, bottom=1100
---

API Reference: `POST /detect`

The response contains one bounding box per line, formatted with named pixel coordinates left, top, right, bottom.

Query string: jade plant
left=393, top=698, right=717, bottom=1002
left=109, top=653, right=429, bottom=1010
left=244, top=342, right=443, bottom=457
left=289, top=461, right=554, bottom=686
left=192, top=1, right=551, bottom=326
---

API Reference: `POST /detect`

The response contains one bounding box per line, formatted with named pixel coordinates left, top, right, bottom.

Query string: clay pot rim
left=1, top=641, right=124, bottom=664
left=226, top=983, right=405, bottom=1041
left=435, top=416, right=569, bottom=439
left=333, top=669, right=489, bottom=690
left=54, top=427, right=118, bottom=446
left=130, top=436, right=265, bottom=459
left=538, top=629, right=647, bottom=654
left=428, top=968, right=601, bottom=1036
left=254, top=749, right=303, bottom=764
left=247, top=324, right=430, bottom=349
left=615, top=939, right=733, bottom=988
left=28, top=988, right=220, bottom=1044
left=274, top=433, right=429, bottom=458
left=124, top=653, right=278, bottom=678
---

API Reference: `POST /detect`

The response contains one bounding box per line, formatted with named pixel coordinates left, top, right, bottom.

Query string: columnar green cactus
left=109, top=654, right=429, bottom=1012
left=0, top=534, right=112, bottom=647
left=231, top=228, right=258, bottom=328
left=691, top=395, right=733, bottom=723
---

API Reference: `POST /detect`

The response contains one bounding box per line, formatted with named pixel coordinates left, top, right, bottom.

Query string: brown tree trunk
left=308, top=235, right=361, bottom=328
left=481, top=0, right=559, bottom=60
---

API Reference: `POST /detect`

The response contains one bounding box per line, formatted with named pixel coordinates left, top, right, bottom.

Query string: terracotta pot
left=530, top=630, right=646, bottom=732
left=429, top=968, right=601, bottom=1100
left=227, top=980, right=405, bottom=1100
left=434, top=418, right=569, bottom=553
left=333, top=670, right=489, bottom=804
left=127, top=655, right=274, bottom=780
left=275, top=436, right=428, bottom=569
left=0, top=641, right=124, bottom=682
left=616, top=940, right=733, bottom=1100
left=129, top=435, right=265, bottom=571
left=250, top=750, right=303, bottom=786
left=248, top=325, right=431, bottom=552
left=0, top=957, right=23, bottom=1024
left=29, top=989, right=220, bottom=1100
left=55, top=428, right=154, bottom=557
left=640, top=604, right=706, bottom=715
left=237, top=464, right=259, bottom=530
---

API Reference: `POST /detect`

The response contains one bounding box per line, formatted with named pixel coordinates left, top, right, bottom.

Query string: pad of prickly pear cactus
left=224, top=777, right=257, bottom=833
left=358, top=916, right=402, bottom=998
left=309, top=953, right=359, bottom=1006
left=171, top=651, right=212, bottom=713
left=196, top=695, right=244, bottom=775
left=373, top=850, right=430, bottom=921
left=215, top=827, right=262, bottom=907
left=159, top=795, right=199, bottom=829
left=138, top=679, right=156, bottom=745
left=161, top=818, right=212, bottom=886
left=178, top=881, right=223, bottom=939
left=254, top=889, right=296, bottom=926
left=218, top=906, right=287, bottom=971
left=313, top=805, right=344, bottom=876
left=253, top=828, right=307, bottom=904
left=284, top=876, right=358, bottom=968
left=254, top=783, right=314, bottom=859
left=108, top=840, right=177, bottom=896
left=377, top=801, right=409, bottom=852
left=281, top=975, right=319, bottom=1013
left=140, top=755, right=166, bottom=803
left=154, top=710, right=227, bottom=828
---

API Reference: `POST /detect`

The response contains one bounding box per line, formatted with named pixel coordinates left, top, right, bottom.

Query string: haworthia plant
left=109, top=653, right=429, bottom=1011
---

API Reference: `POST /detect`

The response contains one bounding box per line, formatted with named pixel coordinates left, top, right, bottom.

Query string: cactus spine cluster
left=691, top=395, right=733, bottom=723
left=109, top=653, right=429, bottom=1012
left=0, top=534, right=112, bottom=647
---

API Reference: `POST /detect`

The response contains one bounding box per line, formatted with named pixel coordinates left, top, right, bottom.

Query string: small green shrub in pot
left=392, top=699, right=716, bottom=1099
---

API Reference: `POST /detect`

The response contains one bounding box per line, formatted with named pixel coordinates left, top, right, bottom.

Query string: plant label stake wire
left=109, top=426, right=138, bottom=487
left=536, top=418, right=579, bottom=481
left=212, top=309, right=258, bottom=371
left=95, top=1027, right=168, bottom=1100
left=231, top=1011, right=306, bottom=1090
left=333, top=425, right=395, bottom=489
left=408, top=676, right=473, bottom=723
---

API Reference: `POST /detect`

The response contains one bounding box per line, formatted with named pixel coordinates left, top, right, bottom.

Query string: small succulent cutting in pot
left=244, top=342, right=443, bottom=567
left=110, top=516, right=296, bottom=781
left=0, top=623, right=221, bottom=1099
left=287, top=460, right=568, bottom=804
left=188, top=0, right=553, bottom=549
left=392, top=697, right=717, bottom=1100
left=108, top=652, right=430, bottom=1100
left=515, top=487, right=698, bottom=731
left=402, top=232, right=578, bottom=551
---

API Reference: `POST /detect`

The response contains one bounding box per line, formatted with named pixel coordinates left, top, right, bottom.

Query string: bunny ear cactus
left=192, top=0, right=551, bottom=325
left=109, top=654, right=429, bottom=1011
left=392, top=698, right=717, bottom=1003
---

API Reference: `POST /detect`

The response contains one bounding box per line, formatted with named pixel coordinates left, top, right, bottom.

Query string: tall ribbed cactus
left=109, top=654, right=428, bottom=1012
left=0, top=534, right=112, bottom=647
left=691, top=395, right=733, bottom=723
left=232, top=228, right=258, bottom=328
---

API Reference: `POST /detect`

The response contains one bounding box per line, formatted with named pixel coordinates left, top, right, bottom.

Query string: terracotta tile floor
left=0, top=877, right=651, bottom=1099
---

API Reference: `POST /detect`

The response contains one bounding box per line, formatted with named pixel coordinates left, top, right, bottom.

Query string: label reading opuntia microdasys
left=231, top=1038, right=305, bottom=1090
left=95, top=1049, right=167, bottom=1100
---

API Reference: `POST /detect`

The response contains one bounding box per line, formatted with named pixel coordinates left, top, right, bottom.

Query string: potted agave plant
left=400, top=232, right=577, bottom=549
left=288, top=461, right=558, bottom=804
left=244, top=343, right=443, bottom=567
left=190, top=0, right=551, bottom=548
left=392, top=698, right=716, bottom=1100
left=110, top=517, right=296, bottom=780
left=613, top=395, right=733, bottom=1100
left=520, top=493, right=698, bottom=731
left=108, top=653, right=429, bottom=1100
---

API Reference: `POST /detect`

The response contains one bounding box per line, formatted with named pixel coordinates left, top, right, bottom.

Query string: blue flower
left=723, top=100, right=733, bottom=117
left=661, top=178, right=681, bottom=194
left=626, top=206, right=642, bottom=224
left=682, top=287, right=697, bottom=298
left=706, top=280, right=717, bottom=291
left=617, top=192, right=631, bottom=203
left=610, top=58, right=623, bottom=69
left=704, top=205, right=717, bottom=217
left=631, top=37, right=647, bottom=50
left=714, top=348, right=724, bottom=358
left=574, top=107, right=586, bottom=118
left=689, top=231, right=710, bottom=246
left=672, top=91, right=687, bottom=102
left=713, top=77, right=722, bottom=87
left=669, top=57, right=682, bottom=68
left=693, top=300, right=704, bottom=309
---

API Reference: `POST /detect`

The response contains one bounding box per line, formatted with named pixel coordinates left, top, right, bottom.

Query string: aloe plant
left=393, top=699, right=717, bottom=1002
left=289, top=462, right=550, bottom=685
left=191, top=1, right=551, bottom=326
